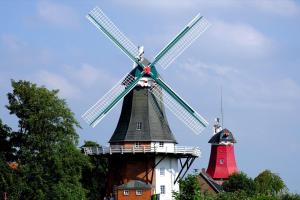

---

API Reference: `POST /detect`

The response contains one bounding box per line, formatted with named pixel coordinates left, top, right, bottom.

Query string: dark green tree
left=0, top=119, right=14, bottom=161
left=0, top=119, right=24, bottom=199
left=81, top=140, right=108, bottom=200
left=222, top=172, right=256, bottom=195
left=173, top=174, right=203, bottom=200
left=280, top=193, right=300, bottom=200
left=254, top=170, right=286, bottom=195
left=5, top=80, right=89, bottom=199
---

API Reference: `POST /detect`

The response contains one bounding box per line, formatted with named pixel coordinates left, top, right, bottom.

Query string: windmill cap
left=208, top=128, right=236, bottom=144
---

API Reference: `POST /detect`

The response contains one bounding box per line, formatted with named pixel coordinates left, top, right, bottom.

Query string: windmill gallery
left=81, top=7, right=238, bottom=200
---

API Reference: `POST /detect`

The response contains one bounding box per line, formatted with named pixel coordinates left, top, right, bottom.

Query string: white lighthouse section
left=155, top=156, right=179, bottom=200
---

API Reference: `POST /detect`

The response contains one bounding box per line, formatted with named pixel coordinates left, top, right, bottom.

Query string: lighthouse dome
left=208, top=128, right=236, bottom=144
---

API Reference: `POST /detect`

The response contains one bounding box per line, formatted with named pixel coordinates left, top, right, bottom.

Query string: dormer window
left=136, top=122, right=142, bottom=130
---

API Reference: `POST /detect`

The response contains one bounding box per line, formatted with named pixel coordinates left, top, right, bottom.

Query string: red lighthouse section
left=206, top=128, right=238, bottom=180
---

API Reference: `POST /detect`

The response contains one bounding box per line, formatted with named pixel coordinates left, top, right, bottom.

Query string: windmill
left=81, top=7, right=210, bottom=199
left=82, top=7, right=210, bottom=135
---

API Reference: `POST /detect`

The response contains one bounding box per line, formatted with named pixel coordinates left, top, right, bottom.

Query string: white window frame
left=124, top=190, right=129, bottom=195
left=136, top=190, right=142, bottom=196
left=220, top=159, right=224, bottom=165
left=136, top=122, right=142, bottom=130
left=160, top=185, right=165, bottom=194
left=135, top=142, right=141, bottom=148
left=159, top=142, right=164, bottom=147
left=160, top=167, right=165, bottom=176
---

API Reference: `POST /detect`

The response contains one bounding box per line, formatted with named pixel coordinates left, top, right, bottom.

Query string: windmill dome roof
left=208, top=128, right=236, bottom=144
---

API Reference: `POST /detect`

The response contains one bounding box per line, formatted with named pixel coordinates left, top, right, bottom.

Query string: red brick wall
left=116, top=189, right=153, bottom=200
left=106, top=154, right=156, bottom=195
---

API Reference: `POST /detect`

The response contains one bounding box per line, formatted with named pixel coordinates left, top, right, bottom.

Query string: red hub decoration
left=143, top=66, right=151, bottom=74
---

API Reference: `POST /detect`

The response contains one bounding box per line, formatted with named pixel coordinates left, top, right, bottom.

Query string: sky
left=1, top=0, right=300, bottom=193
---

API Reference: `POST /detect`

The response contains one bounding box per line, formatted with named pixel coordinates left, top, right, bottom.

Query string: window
left=136, top=122, right=142, bottom=130
left=159, top=142, right=164, bottom=147
left=135, top=142, right=141, bottom=148
left=220, top=159, right=224, bottom=165
left=160, top=185, right=165, bottom=194
left=160, top=167, right=165, bottom=176
left=136, top=190, right=142, bottom=196
left=124, top=190, right=129, bottom=195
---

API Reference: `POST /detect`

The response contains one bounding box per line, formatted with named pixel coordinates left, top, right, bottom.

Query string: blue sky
left=1, top=0, right=300, bottom=193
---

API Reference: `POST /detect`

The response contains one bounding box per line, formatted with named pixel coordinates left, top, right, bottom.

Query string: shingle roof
left=199, top=172, right=223, bottom=193
left=116, top=180, right=153, bottom=189
left=109, top=85, right=177, bottom=143
left=208, top=128, right=236, bottom=144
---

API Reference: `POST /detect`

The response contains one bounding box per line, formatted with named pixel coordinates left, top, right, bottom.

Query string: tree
left=81, top=140, right=108, bottom=200
left=5, top=80, right=89, bottom=199
left=173, top=174, right=202, bottom=200
left=280, top=193, right=300, bottom=200
left=222, top=172, right=256, bottom=195
left=0, top=119, right=14, bottom=161
left=254, top=170, right=286, bottom=195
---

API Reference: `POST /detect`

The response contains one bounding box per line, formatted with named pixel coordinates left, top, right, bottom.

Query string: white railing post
left=110, top=147, right=112, bottom=154
left=121, top=146, right=123, bottom=154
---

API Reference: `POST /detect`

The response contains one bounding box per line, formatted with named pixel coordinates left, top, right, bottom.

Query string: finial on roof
left=213, top=117, right=222, bottom=135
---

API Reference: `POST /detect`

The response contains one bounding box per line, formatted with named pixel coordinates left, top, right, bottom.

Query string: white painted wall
left=151, top=142, right=175, bottom=153
left=154, top=156, right=179, bottom=200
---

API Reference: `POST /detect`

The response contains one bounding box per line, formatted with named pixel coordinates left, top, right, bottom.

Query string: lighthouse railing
left=83, top=145, right=201, bottom=157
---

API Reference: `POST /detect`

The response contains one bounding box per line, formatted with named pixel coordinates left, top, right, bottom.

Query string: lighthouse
left=206, top=119, right=238, bottom=182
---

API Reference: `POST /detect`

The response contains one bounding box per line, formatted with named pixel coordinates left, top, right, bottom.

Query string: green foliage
left=3, top=80, right=89, bottom=199
left=280, top=193, right=300, bottom=200
left=81, top=141, right=108, bottom=200
left=254, top=170, right=286, bottom=195
left=0, top=119, right=14, bottom=161
left=173, top=174, right=202, bottom=200
left=222, top=172, right=256, bottom=195
left=216, top=190, right=249, bottom=200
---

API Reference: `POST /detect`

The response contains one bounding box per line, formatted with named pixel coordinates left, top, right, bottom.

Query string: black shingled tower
left=110, top=85, right=177, bottom=144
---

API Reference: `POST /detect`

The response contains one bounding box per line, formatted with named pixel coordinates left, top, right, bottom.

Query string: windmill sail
left=150, top=78, right=208, bottom=134
left=151, top=14, right=210, bottom=70
left=82, top=72, right=143, bottom=127
left=87, top=7, right=142, bottom=66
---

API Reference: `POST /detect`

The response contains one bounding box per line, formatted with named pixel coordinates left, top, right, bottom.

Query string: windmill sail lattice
left=151, top=14, right=210, bottom=70
left=83, top=7, right=210, bottom=135
left=150, top=80, right=208, bottom=134
left=87, top=7, right=140, bottom=64
left=82, top=73, right=141, bottom=127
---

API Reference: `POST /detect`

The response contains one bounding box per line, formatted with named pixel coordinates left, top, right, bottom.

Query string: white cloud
left=63, top=64, right=116, bottom=88
left=1, top=34, right=26, bottom=51
left=209, top=20, right=272, bottom=57
left=252, top=0, right=300, bottom=17
left=113, top=0, right=195, bottom=10
left=36, top=70, right=81, bottom=99
left=34, top=64, right=117, bottom=100
left=37, top=1, right=79, bottom=28
left=113, top=0, right=300, bottom=17
left=176, top=60, right=300, bottom=111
